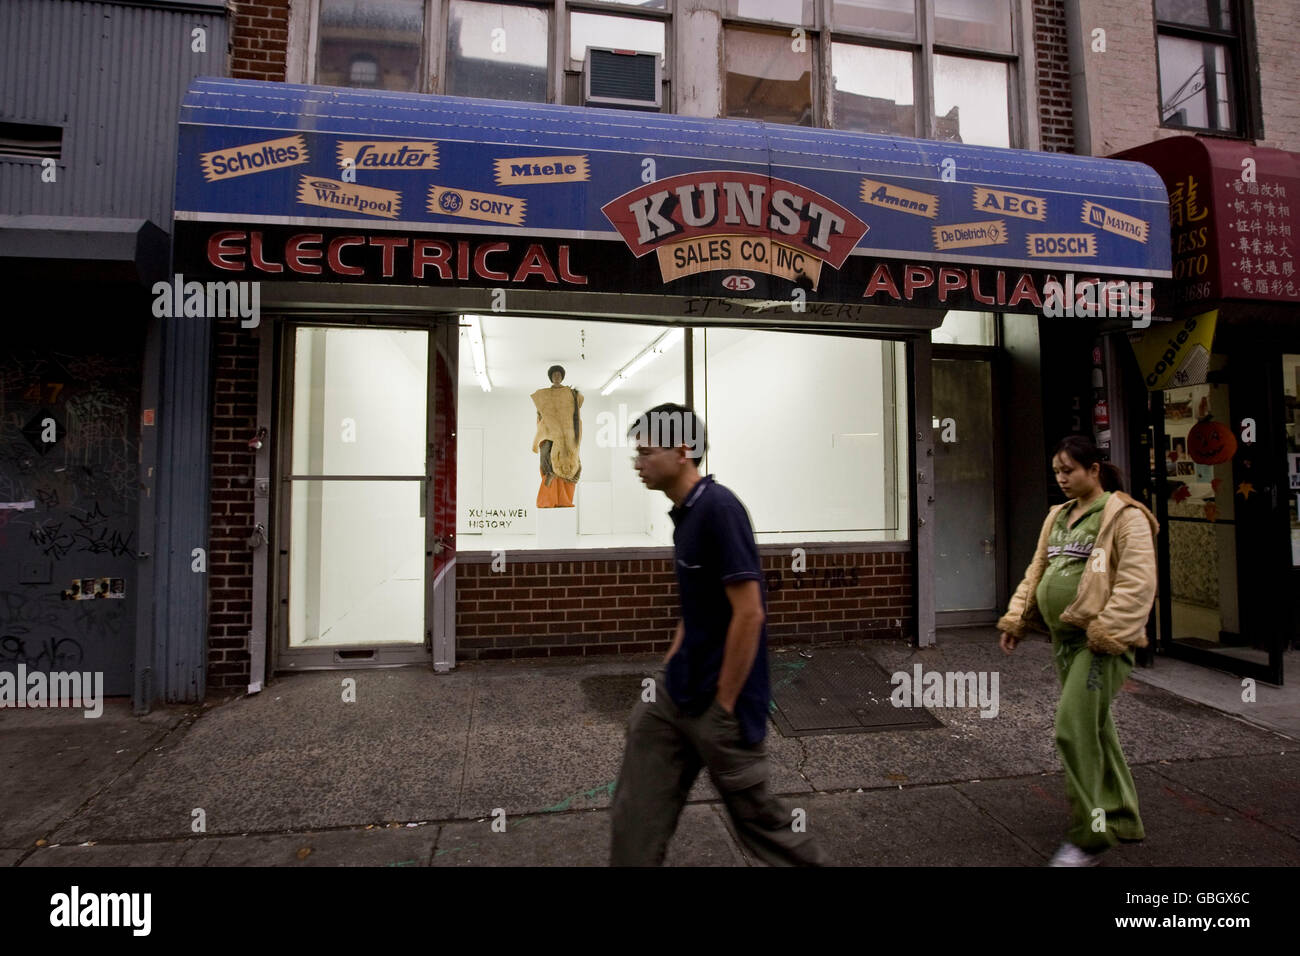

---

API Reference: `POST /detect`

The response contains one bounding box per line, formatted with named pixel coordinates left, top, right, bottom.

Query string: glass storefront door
left=1154, top=379, right=1242, bottom=653
left=278, top=325, right=432, bottom=664
left=1149, top=346, right=1291, bottom=685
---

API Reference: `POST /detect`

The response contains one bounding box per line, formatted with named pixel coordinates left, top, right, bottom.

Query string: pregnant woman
left=998, top=435, right=1158, bottom=867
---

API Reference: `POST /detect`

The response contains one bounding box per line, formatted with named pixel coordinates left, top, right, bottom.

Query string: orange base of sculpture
left=537, top=471, right=576, bottom=508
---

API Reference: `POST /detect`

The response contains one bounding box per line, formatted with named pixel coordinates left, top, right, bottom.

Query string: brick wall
left=1033, top=0, right=1074, bottom=153
left=1068, top=0, right=1300, bottom=155
left=207, top=325, right=260, bottom=690
left=1254, top=0, right=1300, bottom=150
left=210, top=0, right=287, bottom=691
left=230, top=0, right=290, bottom=81
left=455, top=550, right=913, bottom=660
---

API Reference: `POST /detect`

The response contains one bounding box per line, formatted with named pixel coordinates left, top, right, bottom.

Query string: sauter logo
left=601, top=172, right=867, bottom=285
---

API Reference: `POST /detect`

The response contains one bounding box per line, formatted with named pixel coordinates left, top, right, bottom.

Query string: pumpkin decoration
left=1187, top=416, right=1237, bottom=465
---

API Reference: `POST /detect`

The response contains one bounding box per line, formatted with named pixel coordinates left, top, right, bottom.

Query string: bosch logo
left=721, top=274, right=755, bottom=291
left=439, top=191, right=464, bottom=213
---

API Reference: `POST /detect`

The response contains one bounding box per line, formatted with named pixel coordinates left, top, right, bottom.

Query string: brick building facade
left=199, top=0, right=1278, bottom=692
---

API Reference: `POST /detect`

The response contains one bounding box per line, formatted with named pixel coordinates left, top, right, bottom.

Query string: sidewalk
left=2, top=629, right=1295, bottom=867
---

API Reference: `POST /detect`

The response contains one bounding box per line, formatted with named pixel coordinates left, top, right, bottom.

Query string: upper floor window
left=317, top=0, right=426, bottom=92
left=445, top=0, right=551, bottom=102
left=311, top=0, right=671, bottom=107
left=725, top=0, right=1019, bottom=145
left=1155, top=0, right=1250, bottom=135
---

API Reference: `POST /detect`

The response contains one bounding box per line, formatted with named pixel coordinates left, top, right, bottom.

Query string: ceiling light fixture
left=600, top=327, right=684, bottom=396
left=463, top=314, right=492, bottom=392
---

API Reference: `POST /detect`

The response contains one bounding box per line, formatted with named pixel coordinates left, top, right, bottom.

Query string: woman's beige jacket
left=996, top=490, right=1159, bottom=655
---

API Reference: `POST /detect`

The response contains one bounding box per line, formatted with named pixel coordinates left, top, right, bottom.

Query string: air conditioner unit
left=583, top=47, right=661, bottom=111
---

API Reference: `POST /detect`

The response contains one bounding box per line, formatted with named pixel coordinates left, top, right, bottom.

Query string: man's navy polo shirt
left=664, top=474, right=770, bottom=746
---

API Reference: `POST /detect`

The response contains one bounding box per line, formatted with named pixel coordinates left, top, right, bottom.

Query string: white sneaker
left=1048, top=842, right=1101, bottom=867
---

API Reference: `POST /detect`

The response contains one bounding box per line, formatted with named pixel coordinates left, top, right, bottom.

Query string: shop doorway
left=275, top=324, right=435, bottom=668
left=1152, top=378, right=1243, bottom=659
left=1149, top=348, right=1291, bottom=685
left=931, top=350, right=1005, bottom=624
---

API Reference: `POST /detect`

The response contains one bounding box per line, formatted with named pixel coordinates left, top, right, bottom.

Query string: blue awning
left=173, top=77, right=1171, bottom=315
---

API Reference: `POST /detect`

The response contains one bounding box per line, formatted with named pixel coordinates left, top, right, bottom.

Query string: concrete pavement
left=2, top=629, right=1295, bottom=867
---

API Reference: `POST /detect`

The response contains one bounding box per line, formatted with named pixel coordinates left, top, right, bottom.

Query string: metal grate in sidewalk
left=768, top=646, right=941, bottom=737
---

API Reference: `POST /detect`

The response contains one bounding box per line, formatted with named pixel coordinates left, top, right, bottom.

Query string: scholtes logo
left=601, top=171, right=867, bottom=268
left=50, top=886, right=151, bottom=936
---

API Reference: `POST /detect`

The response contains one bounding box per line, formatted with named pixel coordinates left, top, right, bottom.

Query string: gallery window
left=1155, top=0, right=1252, bottom=135
left=456, top=316, right=909, bottom=551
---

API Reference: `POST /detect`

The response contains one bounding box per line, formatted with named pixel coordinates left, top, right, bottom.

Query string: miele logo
left=601, top=171, right=867, bottom=268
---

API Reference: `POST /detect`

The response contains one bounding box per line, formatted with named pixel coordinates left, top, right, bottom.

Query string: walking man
left=610, top=403, right=824, bottom=866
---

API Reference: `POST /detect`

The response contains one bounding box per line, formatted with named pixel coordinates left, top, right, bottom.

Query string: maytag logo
left=602, top=171, right=867, bottom=269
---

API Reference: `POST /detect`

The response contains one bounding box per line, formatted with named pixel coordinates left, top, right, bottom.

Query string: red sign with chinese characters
left=1116, top=137, right=1300, bottom=305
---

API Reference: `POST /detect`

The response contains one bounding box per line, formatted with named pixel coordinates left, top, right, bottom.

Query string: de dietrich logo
left=601, top=171, right=867, bottom=288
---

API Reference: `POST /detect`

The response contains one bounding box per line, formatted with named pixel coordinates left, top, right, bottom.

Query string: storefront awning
left=0, top=215, right=169, bottom=285
left=174, top=77, right=1171, bottom=321
left=1115, top=136, right=1299, bottom=309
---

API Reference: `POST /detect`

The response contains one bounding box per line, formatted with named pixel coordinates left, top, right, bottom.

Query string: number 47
left=23, top=383, right=63, bottom=403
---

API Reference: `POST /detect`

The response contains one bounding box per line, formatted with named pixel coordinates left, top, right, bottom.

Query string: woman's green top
left=1035, top=492, right=1111, bottom=640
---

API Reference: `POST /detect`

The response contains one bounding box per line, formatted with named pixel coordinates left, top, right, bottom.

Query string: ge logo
left=439, top=191, right=463, bottom=213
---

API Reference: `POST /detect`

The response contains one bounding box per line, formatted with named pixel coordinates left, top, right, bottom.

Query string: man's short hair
left=628, top=403, right=708, bottom=464
left=547, top=364, right=565, bottom=382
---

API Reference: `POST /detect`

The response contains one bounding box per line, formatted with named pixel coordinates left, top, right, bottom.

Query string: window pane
left=585, top=0, right=667, bottom=9
left=933, top=55, right=1010, bottom=146
left=1159, top=35, right=1235, bottom=130
left=727, top=0, right=815, bottom=25
left=725, top=26, right=815, bottom=125
left=1155, top=0, right=1232, bottom=30
left=457, top=315, right=686, bottom=550
left=288, top=481, right=426, bottom=646
left=831, top=43, right=915, bottom=135
left=831, top=0, right=916, bottom=37
left=291, top=327, right=428, bottom=477
left=446, top=1, right=550, bottom=103
left=934, top=0, right=1013, bottom=51
left=930, top=310, right=995, bottom=345
left=700, top=329, right=907, bottom=542
left=570, top=12, right=665, bottom=72
left=317, top=0, right=424, bottom=92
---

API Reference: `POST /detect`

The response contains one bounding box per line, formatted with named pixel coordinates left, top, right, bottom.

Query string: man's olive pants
left=610, top=672, right=825, bottom=866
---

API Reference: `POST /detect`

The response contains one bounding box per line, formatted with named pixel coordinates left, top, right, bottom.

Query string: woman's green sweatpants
left=1052, top=636, right=1145, bottom=852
